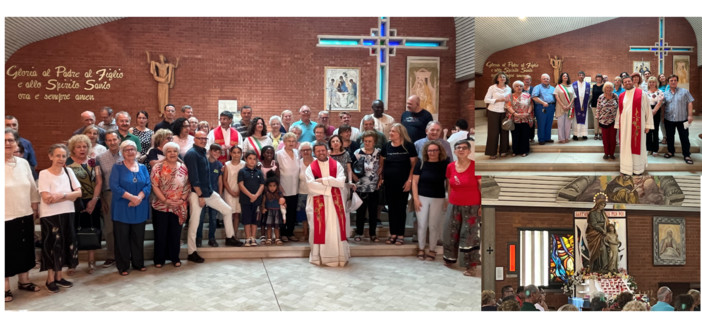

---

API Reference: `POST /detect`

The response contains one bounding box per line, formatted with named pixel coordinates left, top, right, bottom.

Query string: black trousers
left=385, top=183, right=409, bottom=236
left=664, top=119, right=691, bottom=157
left=152, top=210, right=182, bottom=265
left=646, top=108, right=661, bottom=152
left=511, top=122, right=531, bottom=155
left=485, top=110, right=510, bottom=156
left=355, top=191, right=379, bottom=237
left=113, top=220, right=146, bottom=273
left=281, top=195, right=298, bottom=237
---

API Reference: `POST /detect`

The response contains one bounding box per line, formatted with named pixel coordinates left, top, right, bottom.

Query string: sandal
left=395, top=237, right=404, bottom=245
left=664, top=153, right=674, bottom=158
left=353, top=235, right=362, bottom=242
left=426, top=251, right=436, bottom=261
left=173, top=262, right=182, bottom=268
left=275, top=239, right=283, bottom=246
left=685, top=157, right=694, bottom=164
left=154, top=264, right=163, bottom=268
left=120, top=271, right=129, bottom=276
left=17, top=282, right=41, bottom=292
left=417, top=250, right=425, bottom=260
left=138, top=267, right=147, bottom=272
left=489, top=155, right=497, bottom=160
left=5, top=290, right=13, bottom=302
left=66, top=268, right=76, bottom=276
left=265, top=239, right=272, bottom=246
left=385, top=236, right=396, bottom=245
left=371, top=236, right=380, bottom=243
left=87, top=261, right=96, bottom=274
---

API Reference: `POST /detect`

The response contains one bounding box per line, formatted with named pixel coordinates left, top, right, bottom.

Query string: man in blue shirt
left=531, top=73, right=556, bottom=145
left=651, top=286, right=675, bottom=311
left=5, top=115, right=38, bottom=179
left=663, top=75, right=695, bottom=164
left=184, top=131, right=243, bottom=263
left=291, top=105, right=317, bottom=143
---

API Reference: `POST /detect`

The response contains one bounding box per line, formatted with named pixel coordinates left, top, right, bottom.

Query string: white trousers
left=188, top=192, right=234, bottom=254
left=416, top=195, right=445, bottom=251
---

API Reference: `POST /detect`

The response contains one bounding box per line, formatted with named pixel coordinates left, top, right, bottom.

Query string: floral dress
left=132, top=128, right=153, bottom=156
left=509, top=92, right=533, bottom=127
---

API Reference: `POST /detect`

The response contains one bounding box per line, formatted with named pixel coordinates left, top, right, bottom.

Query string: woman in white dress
left=222, top=146, right=245, bottom=239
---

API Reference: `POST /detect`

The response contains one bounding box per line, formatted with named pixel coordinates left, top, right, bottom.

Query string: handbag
left=349, top=191, right=363, bottom=211
left=352, top=155, right=366, bottom=178
left=64, top=167, right=85, bottom=212
left=76, top=211, right=102, bottom=250
left=501, top=115, right=515, bottom=131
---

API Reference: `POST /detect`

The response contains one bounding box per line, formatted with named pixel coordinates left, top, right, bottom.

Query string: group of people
left=484, top=70, right=695, bottom=174
left=5, top=94, right=482, bottom=301
left=484, top=285, right=700, bottom=311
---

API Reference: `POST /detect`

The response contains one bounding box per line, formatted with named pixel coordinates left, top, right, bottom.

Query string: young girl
left=237, top=151, right=264, bottom=247
left=261, top=173, right=286, bottom=246
left=258, top=145, right=277, bottom=242
left=223, top=146, right=245, bottom=239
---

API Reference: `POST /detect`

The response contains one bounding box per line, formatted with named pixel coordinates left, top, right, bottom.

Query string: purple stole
left=572, top=81, right=590, bottom=124
left=310, top=158, right=347, bottom=244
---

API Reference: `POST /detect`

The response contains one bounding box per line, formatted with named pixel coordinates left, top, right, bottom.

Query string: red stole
left=213, top=126, right=239, bottom=163
left=310, top=158, right=347, bottom=244
left=618, top=88, right=643, bottom=155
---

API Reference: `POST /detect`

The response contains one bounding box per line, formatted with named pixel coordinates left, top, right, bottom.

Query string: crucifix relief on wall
left=629, top=17, right=693, bottom=75
left=317, top=17, right=448, bottom=109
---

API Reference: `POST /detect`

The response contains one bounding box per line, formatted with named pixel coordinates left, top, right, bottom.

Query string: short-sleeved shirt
left=413, top=159, right=449, bottom=198
left=291, top=120, right=317, bottom=143
left=663, top=87, right=695, bottom=122
left=96, top=150, right=123, bottom=191
left=208, top=159, right=223, bottom=193
left=132, top=128, right=153, bottom=155
left=446, top=161, right=481, bottom=206
left=353, top=147, right=381, bottom=193
left=381, top=141, right=418, bottom=185
left=401, top=109, right=433, bottom=142
left=238, top=166, right=264, bottom=205
left=38, top=168, right=81, bottom=218
left=531, top=84, right=556, bottom=105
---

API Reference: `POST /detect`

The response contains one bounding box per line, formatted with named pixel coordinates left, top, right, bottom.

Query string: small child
left=196, top=144, right=223, bottom=247
left=223, top=146, right=245, bottom=239
left=238, top=150, right=264, bottom=247
left=261, top=173, right=286, bottom=245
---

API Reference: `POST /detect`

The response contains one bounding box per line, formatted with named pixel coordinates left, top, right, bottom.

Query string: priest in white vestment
left=305, top=143, right=350, bottom=267
left=615, top=76, right=654, bottom=175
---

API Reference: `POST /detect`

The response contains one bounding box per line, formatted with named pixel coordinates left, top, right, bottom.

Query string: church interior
left=3, top=13, right=701, bottom=312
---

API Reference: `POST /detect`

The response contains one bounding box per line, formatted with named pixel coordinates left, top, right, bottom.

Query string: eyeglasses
left=5, top=139, right=16, bottom=144
left=300, top=149, right=311, bottom=152
left=195, top=137, right=208, bottom=141
left=455, top=146, right=469, bottom=151
left=123, top=148, right=136, bottom=152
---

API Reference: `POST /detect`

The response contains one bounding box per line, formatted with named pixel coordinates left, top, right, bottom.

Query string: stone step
left=474, top=152, right=702, bottom=173
left=475, top=137, right=699, bottom=154
left=66, top=238, right=444, bottom=262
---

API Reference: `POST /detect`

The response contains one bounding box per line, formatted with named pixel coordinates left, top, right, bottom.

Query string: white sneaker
left=244, top=238, right=251, bottom=247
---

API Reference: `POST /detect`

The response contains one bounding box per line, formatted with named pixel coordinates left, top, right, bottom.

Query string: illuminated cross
left=317, top=17, right=449, bottom=109
left=629, top=17, right=694, bottom=74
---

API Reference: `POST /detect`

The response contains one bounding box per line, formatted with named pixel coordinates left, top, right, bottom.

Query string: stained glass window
left=550, top=233, right=575, bottom=285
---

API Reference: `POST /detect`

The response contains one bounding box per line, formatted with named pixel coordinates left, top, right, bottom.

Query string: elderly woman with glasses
left=110, top=140, right=151, bottom=276
left=443, top=139, right=482, bottom=277
left=506, top=80, right=533, bottom=156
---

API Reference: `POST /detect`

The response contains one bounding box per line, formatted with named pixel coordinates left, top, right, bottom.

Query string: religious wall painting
left=574, top=211, right=628, bottom=274
left=633, top=61, right=651, bottom=75
left=558, top=175, right=684, bottom=206
left=218, top=99, right=239, bottom=121
left=653, top=217, right=686, bottom=265
left=673, top=55, right=690, bottom=90
left=549, top=232, right=575, bottom=285
left=324, top=67, right=360, bottom=112
left=407, top=56, right=439, bottom=120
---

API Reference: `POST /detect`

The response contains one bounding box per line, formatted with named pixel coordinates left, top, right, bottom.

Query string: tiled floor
left=5, top=256, right=480, bottom=311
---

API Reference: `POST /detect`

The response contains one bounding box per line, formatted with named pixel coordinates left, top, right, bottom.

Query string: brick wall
left=5, top=17, right=458, bottom=168
left=476, top=17, right=699, bottom=114
left=493, top=207, right=700, bottom=310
